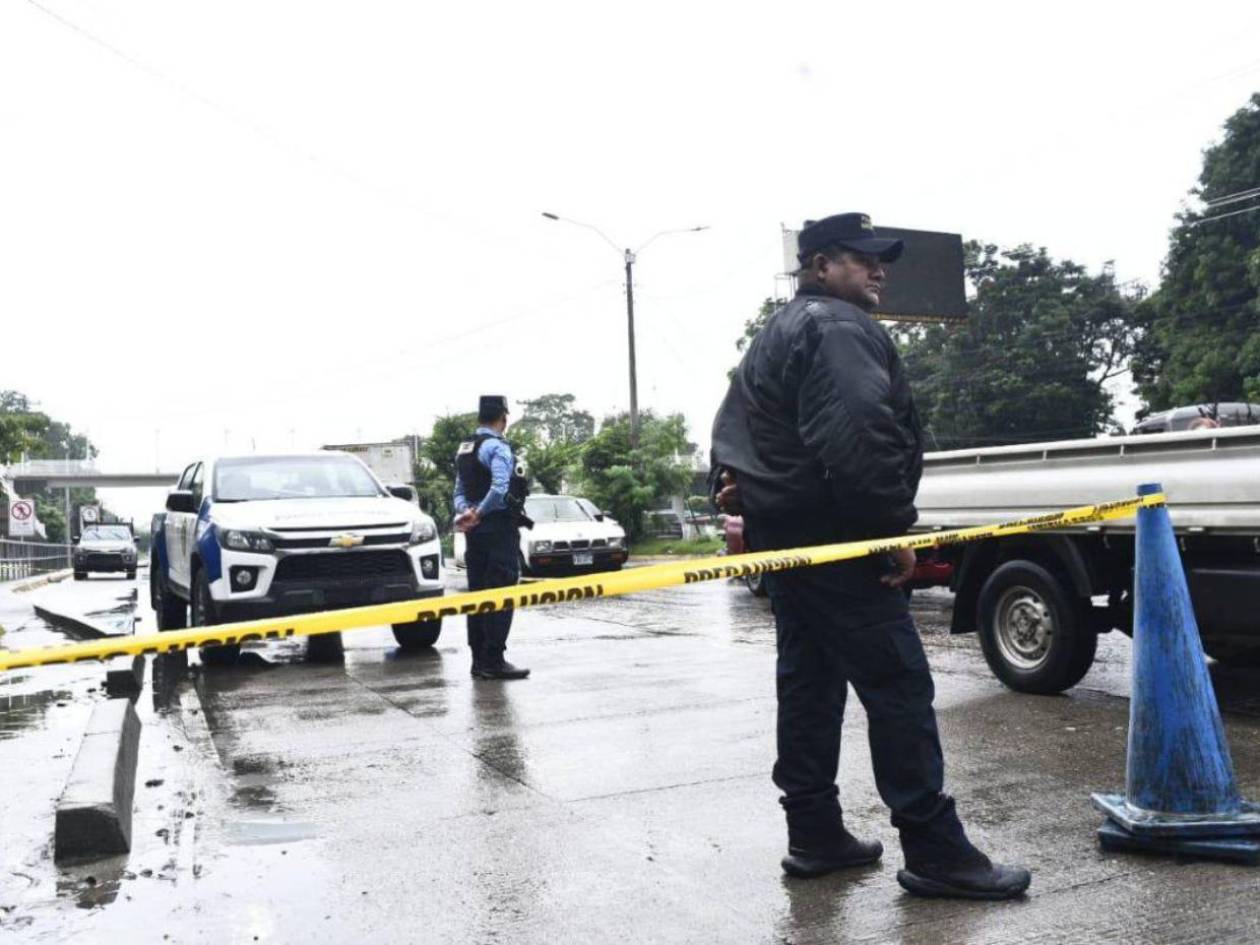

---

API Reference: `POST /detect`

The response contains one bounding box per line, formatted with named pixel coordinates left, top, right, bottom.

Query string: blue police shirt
left=453, top=427, right=514, bottom=518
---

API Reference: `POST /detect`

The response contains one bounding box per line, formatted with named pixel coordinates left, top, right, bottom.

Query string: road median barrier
left=0, top=494, right=1164, bottom=674
left=55, top=698, right=142, bottom=860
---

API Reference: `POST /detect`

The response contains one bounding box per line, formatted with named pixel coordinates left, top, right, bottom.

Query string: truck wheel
left=126, top=569, right=136, bottom=580
left=746, top=571, right=768, bottom=597
left=153, top=566, right=188, bottom=631
left=977, top=560, right=1096, bottom=694
left=74, top=571, right=86, bottom=581
left=392, top=619, right=442, bottom=651
left=192, top=570, right=240, bottom=666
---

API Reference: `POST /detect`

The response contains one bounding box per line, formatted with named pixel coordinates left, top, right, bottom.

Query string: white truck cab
left=151, top=452, right=444, bottom=663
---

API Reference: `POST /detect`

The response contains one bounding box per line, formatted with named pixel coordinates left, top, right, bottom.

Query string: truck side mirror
left=165, top=490, right=197, bottom=514
left=388, top=484, right=417, bottom=502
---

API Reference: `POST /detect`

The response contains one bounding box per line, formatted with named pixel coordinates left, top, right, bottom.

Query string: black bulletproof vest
left=456, top=433, right=530, bottom=512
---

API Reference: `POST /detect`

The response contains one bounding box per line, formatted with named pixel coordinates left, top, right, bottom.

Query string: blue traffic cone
left=1092, top=482, right=1260, bottom=863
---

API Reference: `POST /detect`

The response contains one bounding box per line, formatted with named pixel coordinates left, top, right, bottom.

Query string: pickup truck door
left=167, top=462, right=200, bottom=591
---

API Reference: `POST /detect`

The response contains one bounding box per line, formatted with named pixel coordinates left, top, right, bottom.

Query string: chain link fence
left=0, top=539, right=72, bottom=582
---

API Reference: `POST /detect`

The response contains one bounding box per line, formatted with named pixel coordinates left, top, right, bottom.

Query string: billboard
left=781, top=225, right=968, bottom=323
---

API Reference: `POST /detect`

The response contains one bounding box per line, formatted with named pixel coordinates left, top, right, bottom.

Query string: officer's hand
left=454, top=509, right=480, bottom=533
left=880, top=546, right=916, bottom=587
left=715, top=471, right=742, bottom=515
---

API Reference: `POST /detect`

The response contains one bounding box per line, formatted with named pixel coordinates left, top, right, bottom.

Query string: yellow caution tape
left=0, top=493, right=1165, bottom=673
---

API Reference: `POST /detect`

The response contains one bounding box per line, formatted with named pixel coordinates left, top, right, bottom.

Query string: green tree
left=1, top=390, right=103, bottom=540
left=1132, top=93, right=1260, bottom=410
left=0, top=413, right=47, bottom=464
left=510, top=393, right=594, bottom=494
left=412, top=412, right=478, bottom=532
left=900, top=244, right=1139, bottom=448
left=576, top=411, right=695, bottom=541
left=513, top=393, right=594, bottom=444
left=512, top=430, right=575, bottom=494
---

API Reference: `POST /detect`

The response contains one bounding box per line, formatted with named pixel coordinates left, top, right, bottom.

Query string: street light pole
left=542, top=212, right=708, bottom=449
left=623, top=248, right=639, bottom=446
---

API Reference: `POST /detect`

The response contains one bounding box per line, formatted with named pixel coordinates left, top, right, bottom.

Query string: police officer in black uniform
left=711, top=214, right=1030, bottom=900
left=453, top=395, right=531, bottom=680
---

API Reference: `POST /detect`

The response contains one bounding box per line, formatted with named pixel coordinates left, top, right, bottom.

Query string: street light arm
left=540, top=212, right=624, bottom=256
left=634, top=225, right=710, bottom=255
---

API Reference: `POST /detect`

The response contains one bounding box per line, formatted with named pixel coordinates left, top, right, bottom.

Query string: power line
left=1189, top=203, right=1260, bottom=227
left=1203, top=184, right=1260, bottom=209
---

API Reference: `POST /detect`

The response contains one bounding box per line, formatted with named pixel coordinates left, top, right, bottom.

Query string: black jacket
left=711, top=287, right=923, bottom=540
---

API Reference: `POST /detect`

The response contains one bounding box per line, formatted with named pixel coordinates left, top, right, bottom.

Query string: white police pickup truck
left=150, top=452, right=444, bottom=664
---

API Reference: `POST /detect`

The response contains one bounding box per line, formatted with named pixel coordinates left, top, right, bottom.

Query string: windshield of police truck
left=525, top=496, right=595, bottom=523
left=81, top=526, right=132, bottom=542
left=214, top=456, right=384, bottom=501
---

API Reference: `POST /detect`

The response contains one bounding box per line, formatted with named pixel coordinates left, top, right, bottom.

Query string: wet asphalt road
left=4, top=567, right=1260, bottom=944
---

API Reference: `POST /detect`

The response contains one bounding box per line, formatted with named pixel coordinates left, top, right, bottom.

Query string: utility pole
left=624, top=249, right=639, bottom=447
left=541, top=213, right=708, bottom=451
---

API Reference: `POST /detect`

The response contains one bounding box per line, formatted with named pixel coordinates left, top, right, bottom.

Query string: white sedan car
left=454, top=494, right=628, bottom=575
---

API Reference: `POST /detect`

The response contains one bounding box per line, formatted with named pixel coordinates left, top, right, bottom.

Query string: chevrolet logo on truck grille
left=329, top=533, right=365, bottom=549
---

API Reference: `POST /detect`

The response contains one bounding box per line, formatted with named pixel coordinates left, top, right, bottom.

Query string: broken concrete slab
left=32, top=602, right=115, bottom=639
left=55, top=699, right=142, bottom=861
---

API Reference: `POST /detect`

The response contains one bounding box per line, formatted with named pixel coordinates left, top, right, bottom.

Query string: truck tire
left=74, top=571, right=86, bottom=581
left=392, top=619, right=442, bottom=651
left=126, top=569, right=136, bottom=581
left=977, top=560, right=1096, bottom=694
left=191, top=569, right=240, bottom=666
left=152, top=565, right=187, bottom=631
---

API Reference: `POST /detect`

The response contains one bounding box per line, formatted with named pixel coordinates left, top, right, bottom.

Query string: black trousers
left=465, top=514, right=520, bottom=665
left=747, top=517, right=970, bottom=863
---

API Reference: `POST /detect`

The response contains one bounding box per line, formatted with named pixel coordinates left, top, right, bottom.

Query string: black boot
left=897, top=851, right=1030, bottom=900
left=896, top=798, right=1030, bottom=900
left=473, top=660, right=530, bottom=680
left=781, top=810, right=883, bottom=879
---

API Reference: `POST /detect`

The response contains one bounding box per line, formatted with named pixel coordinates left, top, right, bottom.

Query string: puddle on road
left=55, top=855, right=129, bottom=910
left=226, top=820, right=320, bottom=846
left=0, top=688, right=75, bottom=740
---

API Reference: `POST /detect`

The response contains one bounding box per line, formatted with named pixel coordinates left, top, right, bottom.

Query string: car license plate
left=573, top=552, right=594, bottom=566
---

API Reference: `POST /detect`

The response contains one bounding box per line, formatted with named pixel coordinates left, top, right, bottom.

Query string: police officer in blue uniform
left=454, top=395, right=531, bottom=680
left=712, top=214, right=1030, bottom=900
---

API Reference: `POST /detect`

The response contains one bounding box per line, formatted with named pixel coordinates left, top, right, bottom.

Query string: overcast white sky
left=3, top=1, right=1259, bottom=524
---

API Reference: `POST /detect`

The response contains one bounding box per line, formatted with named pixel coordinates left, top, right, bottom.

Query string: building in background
left=320, top=438, right=417, bottom=487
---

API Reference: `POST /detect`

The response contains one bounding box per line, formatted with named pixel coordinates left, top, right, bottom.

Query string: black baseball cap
left=797, top=213, right=904, bottom=265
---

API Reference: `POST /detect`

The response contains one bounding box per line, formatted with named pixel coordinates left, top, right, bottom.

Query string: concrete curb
left=55, top=698, right=142, bottom=861
left=9, top=569, right=74, bottom=593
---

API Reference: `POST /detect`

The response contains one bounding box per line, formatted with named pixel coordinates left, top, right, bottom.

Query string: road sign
left=80, top=505, right=100, bottom=525
left=9, top=499, right=36, bottom=538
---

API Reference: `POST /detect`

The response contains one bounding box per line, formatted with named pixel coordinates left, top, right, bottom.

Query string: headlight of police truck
left=607, top=536, right=625, bottom=549
left=410, top=518, right=437, bottom=544
left=530, top=540, right=553, bottom=554
left=218, top=529, right=275, bottom=553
